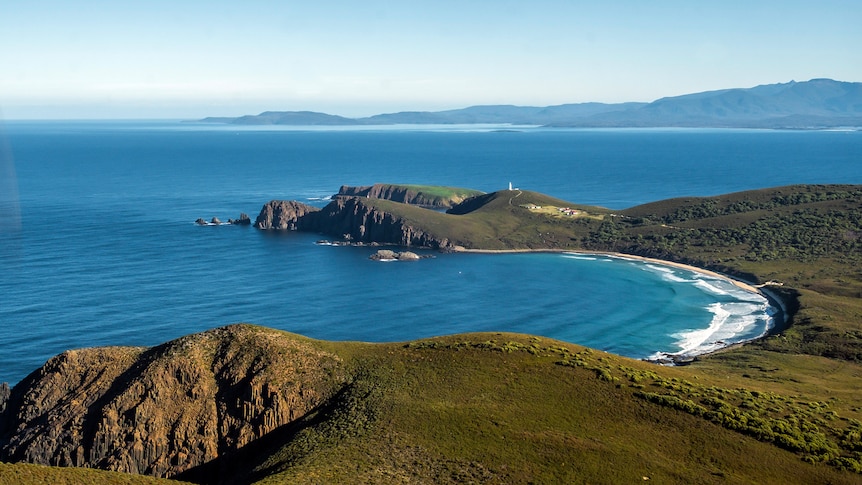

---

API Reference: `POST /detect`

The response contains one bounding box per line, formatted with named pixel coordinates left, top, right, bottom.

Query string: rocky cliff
left=0, top=383, right=9, bottom=415
left=0, top=325, right=345, bottom=480
left=306, top=197, right=453, bottom=248
left=254, top=197, right=453, bottom=249
left=254, top=200, right=320, bottom=230
left=334, top=184, right=484, bottom=209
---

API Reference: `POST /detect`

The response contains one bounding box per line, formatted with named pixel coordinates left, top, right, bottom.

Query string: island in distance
left=198, top=78, right=862, bottom=129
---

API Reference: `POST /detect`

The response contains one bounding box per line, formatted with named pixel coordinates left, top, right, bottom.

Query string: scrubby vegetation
left=217, top=333, right=860, bottom=483
left=408, top=336, right=862, bottom=474
left=611, top=185, right=862, bottom=265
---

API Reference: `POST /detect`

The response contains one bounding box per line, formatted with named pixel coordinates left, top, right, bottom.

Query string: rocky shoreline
left=253, top=197, right=454, bottom=249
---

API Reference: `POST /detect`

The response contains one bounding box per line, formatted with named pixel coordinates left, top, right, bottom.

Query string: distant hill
left=558, top=78, right=862, bottom=128
left=198, top=79, right=862, bottom=128
left=235, top=110, right=359, bottom=125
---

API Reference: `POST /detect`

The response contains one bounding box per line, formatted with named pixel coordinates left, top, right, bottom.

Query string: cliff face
left=334, top=184, right=483, bottom=209
left=306, top=197, right=452, bottom=249
left=254, top=200, right=320, bottom=230
left=0, top=325, right=344, bottom=479
left=254, top=197, right=452, bottom=249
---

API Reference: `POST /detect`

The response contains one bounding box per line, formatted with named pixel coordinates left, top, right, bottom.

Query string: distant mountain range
left=199, top=79, right=862, bottom=129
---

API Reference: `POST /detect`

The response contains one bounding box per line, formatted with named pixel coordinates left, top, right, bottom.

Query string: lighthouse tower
left=508, top=182, right=513, bottom=190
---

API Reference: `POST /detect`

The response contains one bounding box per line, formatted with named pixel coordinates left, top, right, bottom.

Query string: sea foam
left=633, top=260, right=775, bottom=362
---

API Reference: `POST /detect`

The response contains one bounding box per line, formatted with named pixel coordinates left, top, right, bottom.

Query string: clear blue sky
left=1, top=0, right=860, bottom=119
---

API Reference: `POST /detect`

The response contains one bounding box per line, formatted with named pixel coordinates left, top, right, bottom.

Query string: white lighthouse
left=508, top=182, right=513, bottom=190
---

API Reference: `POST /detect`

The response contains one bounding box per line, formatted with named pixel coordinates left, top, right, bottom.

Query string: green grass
left=0, top=462, right=187, bottom=484
left=361, top=190, right=608, bottom=250
left=224, top=333, right=860, bottom=483
left=384, top=184, right=484, bottom=200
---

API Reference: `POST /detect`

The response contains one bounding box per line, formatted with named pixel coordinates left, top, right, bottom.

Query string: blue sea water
left=1, top=121, right=860, bottom=386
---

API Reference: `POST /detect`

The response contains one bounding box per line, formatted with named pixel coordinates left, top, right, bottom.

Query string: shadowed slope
left=0, top=325, right=346, bottom=478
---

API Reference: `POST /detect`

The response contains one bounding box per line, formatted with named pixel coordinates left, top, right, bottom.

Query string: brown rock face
left=308, top=197, right=451, bottom=248
left=253, top=197, right=452, bottom=249
left=0, top=325, right=344, bottom=479
left=254, top=200, right=320, bottom=230
left=369, top=250, right=421, bottom=261
left=0, top=383, right=9, bottom=415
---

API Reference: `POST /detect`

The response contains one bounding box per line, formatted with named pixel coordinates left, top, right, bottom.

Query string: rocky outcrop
left=254, top=197, right=453, bottom=249
left=306, top=197, right=453, bottom=249
left=254, top=201, right=320, bottom=230
left=195, top=213, right=252, bottom=226
left=228, top=213, right=251, bottom=225
left=0, top=325, right=344, bottom=479
left=0, top=383, right=9, bottom=414
left=369, top=249, right=422, bottom=261
left=334, top=184, right=483, bottom=209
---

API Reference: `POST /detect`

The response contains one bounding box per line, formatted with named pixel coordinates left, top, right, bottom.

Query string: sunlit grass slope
left=0, top=461, right=188, bottom=484
left=176, top=330, right=860, bottom=484
left=362, top=189, right=608, bottom=250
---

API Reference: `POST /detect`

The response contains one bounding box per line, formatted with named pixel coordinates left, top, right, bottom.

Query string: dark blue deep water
left=1, top=121, right=860, bottom=385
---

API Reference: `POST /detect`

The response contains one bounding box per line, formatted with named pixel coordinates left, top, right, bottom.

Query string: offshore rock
left=227, top=213, right=252, bottom=225
left=397, top=251, right=420, bottom=261
left=0, top=325, right=345, bottom=479
left=254, top=200, right=320, bottom=230
left=368, top=250, right=421, bottom=261
left=369, top=249, right=398, bottom=260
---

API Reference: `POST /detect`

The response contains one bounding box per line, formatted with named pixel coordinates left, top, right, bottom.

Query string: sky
left=1, top=0, right=860, bottom=119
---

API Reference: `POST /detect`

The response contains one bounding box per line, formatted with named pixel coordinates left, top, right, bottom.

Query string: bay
left=1, top=121, right=860, bottom=385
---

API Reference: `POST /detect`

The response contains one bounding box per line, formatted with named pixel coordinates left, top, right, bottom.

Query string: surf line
left=453, top=247, right=785, bottom=362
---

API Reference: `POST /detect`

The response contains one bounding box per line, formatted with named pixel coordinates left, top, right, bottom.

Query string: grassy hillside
left=233, top=333, right=861, bottom=484
left=6, top=326, right=859, bottom=484
left=0, top=461, right=187, bottom=484
left=359, top=189, right=607, bottom=250
left=387, top=183, right=484, bottom=201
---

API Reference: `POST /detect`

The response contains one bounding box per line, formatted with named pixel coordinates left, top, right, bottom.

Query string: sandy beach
left=453, top=247, right=762, bottom=294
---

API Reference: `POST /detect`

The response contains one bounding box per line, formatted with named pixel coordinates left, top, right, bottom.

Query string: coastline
left=452, top=246, right=784, bottom=363
left=453, top=247, right=761, bottom=291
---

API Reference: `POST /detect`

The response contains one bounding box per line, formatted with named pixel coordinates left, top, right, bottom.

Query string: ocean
left=1, top=121, right=860, bottom=386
